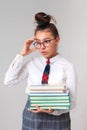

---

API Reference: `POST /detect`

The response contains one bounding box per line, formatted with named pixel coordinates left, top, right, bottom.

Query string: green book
left=31, top=100, right=70, bottom=103
left=29, top=92, right=69, bottom=96
left=30, top=96, right=70, bottom=100
left=31, top=102, right=71, bottom=106
left=29, top=106, right=70, bottom=110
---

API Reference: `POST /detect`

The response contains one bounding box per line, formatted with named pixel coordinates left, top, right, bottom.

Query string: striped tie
left=41, top=59, right=50, bottom=84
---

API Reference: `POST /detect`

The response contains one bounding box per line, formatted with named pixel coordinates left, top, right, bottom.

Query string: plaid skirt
left=22, top=97, right=71, bottom=130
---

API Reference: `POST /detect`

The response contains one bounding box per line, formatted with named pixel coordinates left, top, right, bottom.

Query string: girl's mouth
left=41, top=51, right=47, bottom=55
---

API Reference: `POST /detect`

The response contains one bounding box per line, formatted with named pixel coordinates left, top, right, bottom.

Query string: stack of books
left=28, top=85, right=71, bottom=110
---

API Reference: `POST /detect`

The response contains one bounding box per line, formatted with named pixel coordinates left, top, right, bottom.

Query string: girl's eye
left=45, top=40, right=50, bottom=43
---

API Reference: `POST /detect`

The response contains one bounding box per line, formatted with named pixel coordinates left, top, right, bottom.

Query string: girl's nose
left=40, top=43, right=46, bottom=49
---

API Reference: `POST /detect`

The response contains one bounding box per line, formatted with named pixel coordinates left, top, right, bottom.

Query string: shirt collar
left=40, top=53, right=60, bottom=64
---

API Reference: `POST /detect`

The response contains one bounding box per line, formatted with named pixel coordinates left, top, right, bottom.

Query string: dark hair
left=34, top=12, right=59, bottom=38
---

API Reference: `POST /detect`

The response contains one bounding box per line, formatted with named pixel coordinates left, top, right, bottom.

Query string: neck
left=48, top=52, right=58, bottom=59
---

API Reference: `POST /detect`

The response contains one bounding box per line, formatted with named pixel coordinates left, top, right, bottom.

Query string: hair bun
left=35, top=12, right=51, bottom=27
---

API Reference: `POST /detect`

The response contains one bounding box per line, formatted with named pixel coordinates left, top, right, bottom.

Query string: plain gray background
left=0, top=0, right=87, bottom=130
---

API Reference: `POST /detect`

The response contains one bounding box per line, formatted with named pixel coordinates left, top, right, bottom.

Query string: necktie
left=41, top=59, right=50, bottom=84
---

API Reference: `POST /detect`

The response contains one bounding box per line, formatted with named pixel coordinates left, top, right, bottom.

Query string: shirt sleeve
left=50, top=64, right=77, bottom=116
left=66, top=64, right=77, bottom=110
left=4, top=54, right=29, bottom=87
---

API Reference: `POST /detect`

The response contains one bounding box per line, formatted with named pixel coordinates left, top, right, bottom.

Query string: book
left=30, top=96, right=70, bottom=100
left=29, top=91, right=69, bottom=96
left=29, top=106, right=70, bottom=110
left=31, top=102, right=71, bottom=106
left=29, top=84, right=66, bottom=92
left=31, top=100, right=70, bottom=103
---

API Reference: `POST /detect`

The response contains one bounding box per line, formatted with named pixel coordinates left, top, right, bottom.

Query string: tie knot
left=46, top=59, right=50, bottom=64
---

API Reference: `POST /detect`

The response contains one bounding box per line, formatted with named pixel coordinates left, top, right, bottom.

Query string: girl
left=4, top=12, right=77, bottom=130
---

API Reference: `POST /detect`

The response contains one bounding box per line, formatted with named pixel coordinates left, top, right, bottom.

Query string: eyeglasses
left=33, top=39, right=55, bottom=49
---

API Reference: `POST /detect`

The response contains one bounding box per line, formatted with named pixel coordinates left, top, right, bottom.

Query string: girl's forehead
left=35, top=30, right=54, bottom=37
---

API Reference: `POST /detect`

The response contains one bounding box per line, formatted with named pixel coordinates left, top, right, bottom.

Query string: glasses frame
left=33, top=38, right=56, bottom=49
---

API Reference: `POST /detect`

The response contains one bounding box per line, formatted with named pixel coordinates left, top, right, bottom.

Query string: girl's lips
left=41, top=51, right=47, bottom=55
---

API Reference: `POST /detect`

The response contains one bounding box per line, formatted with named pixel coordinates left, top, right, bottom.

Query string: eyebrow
left=35, top=37, right=52, bottom=41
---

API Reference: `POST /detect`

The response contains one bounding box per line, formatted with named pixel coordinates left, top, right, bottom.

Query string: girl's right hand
left=29, top=105, right=54, bottom=114
left=19, top=38, right=37, bottom=56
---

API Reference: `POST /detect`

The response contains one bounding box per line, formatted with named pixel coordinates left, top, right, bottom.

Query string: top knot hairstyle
left=35, top=12, right=51, bottom=27
left=34, top=12, right=59, bottom=38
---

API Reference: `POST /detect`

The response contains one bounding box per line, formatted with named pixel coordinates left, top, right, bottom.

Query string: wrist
left=19, top=51, right=27, bottom=56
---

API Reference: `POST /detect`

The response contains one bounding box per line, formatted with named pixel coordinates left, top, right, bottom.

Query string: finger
left=48, top=108, right=54, bottom=113
left=43, top=108, right=54, bottom=113
left=30, top=47, right=38, bottom=52
left=28, top=106, right=39, bottom=113
left=27, top=48, right=37, bottom=55
left=48, top=108, right=52, bottom=111
left=36, top=105, right=41, bottom=110
left=30, top=105, right=41, bottom=113
left=24, top=38, right=35, bottom=47
left=26, top=37, right=35, bottom=43
left=29, top=109, right=38, bottom=113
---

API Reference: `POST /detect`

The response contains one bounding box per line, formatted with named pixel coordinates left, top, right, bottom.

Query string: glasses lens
left=33, top=39, right=55, bottom=48
left=44, top=40, right=51, bottom=46
left=33, top=42, right=41, bottom=48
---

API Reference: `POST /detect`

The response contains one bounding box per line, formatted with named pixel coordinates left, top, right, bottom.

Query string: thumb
left=29, top=47, right=38, bottom=53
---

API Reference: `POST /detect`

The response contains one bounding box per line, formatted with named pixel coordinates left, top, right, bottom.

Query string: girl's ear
left=56, top=37, right=60, bottom=44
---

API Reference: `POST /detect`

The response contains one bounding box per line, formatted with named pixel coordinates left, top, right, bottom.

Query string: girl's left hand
left=29, top=105, right=54, bottom=114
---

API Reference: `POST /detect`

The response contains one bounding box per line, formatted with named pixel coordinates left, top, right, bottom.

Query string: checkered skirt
left=22, top=97, right=71, bottom=130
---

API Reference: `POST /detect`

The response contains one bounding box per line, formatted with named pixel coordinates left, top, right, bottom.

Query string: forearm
left=4, top=54, right=28, bottom=86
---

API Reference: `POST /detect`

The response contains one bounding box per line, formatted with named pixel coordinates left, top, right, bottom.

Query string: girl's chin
left=42, top=54, right=51, bottom=59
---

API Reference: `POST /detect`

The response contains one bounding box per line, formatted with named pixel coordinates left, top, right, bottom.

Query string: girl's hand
left=19, top=38, right=37, bottom=56
left=29, top=105, right=54, bottom=114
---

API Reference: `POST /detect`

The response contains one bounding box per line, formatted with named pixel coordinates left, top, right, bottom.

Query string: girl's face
left=35, top=30, right=60, bottom=59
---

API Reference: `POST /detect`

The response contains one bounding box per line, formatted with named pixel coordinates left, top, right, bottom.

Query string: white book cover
left=29, top=84, right=66, bottom=91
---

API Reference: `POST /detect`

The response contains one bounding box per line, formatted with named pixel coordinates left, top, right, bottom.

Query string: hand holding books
left=29, top=104, right=54, bottom=114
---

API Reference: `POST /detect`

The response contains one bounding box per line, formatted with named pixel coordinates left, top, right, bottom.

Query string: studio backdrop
left=0, top=0, right=87, bottom=130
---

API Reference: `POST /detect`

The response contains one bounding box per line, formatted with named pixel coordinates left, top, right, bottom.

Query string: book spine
left=29, top=91, right=66, bottom=93
left=31, top=100, right=70, bottom=103
left=31, top=103, right=71, bottom=106
left=30, top=96, right=70, bottom=100
left=29, top=86, right=66, bottom=90
left=29, top=93, right=69, bottom=96
left=29, top=106, right=70, bottom=110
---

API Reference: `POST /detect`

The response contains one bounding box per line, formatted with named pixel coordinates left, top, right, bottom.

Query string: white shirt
left=4, top=54, right=77, bottom=116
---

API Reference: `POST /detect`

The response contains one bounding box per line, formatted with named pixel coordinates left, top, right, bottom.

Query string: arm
left=66, top=64, right=77, bottom=110
left=4, top=38, right=37, bottom=87
left=48, top=64, right=77, bottom=115
left=4, top=54, right=29, bottom=86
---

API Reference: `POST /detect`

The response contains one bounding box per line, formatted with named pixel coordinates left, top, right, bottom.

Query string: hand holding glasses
left=19, top=38, right=56, bottom=56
